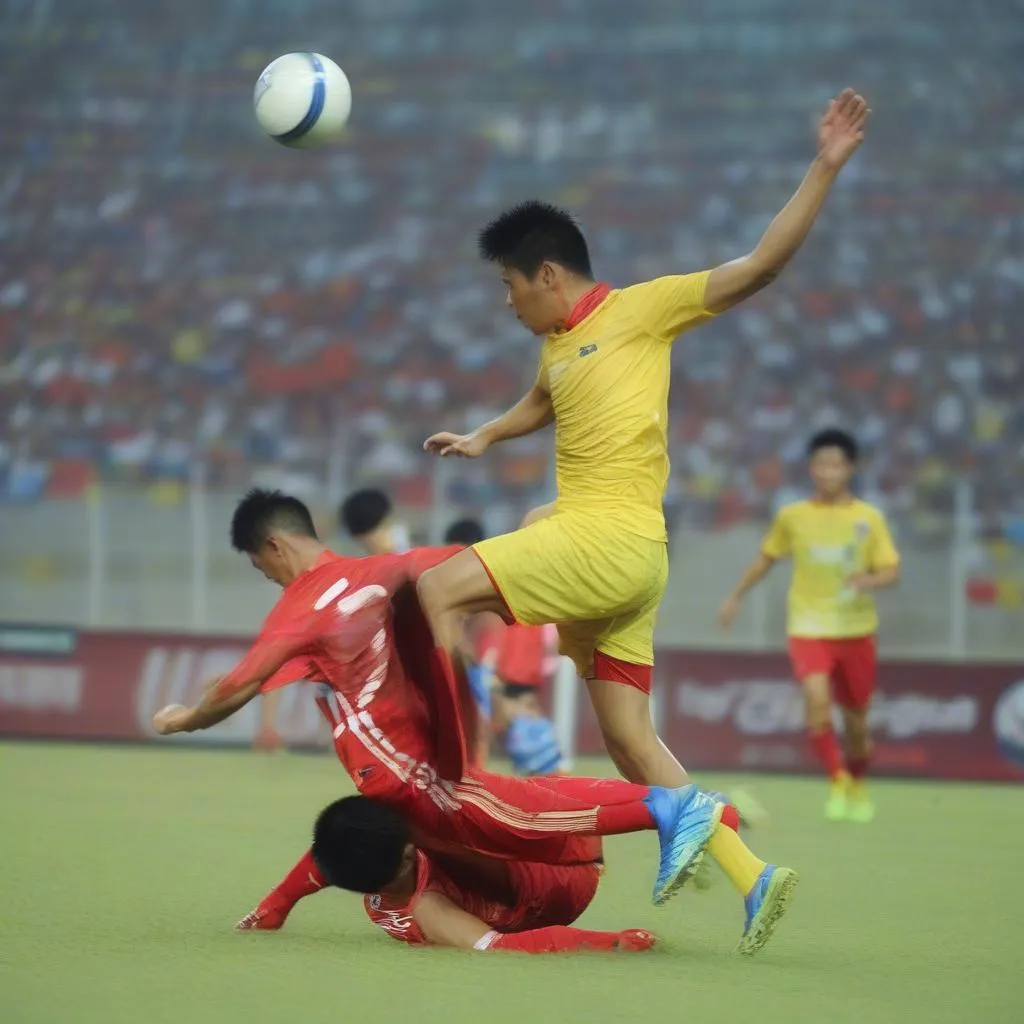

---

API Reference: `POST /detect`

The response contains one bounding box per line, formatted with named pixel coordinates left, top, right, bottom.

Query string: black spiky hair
left=230, top=488, right=318, bottom=553
left=478, top=200, right=593, bottom=279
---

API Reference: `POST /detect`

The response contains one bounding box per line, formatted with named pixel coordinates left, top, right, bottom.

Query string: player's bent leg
left=841, top=706, right=875, bottom=823
left=800, top=672, right=848, bottom=820
left=418, top=549, right=510, bottom=652
left=450, top=770, right=720, bottom=906
left=418, top=551, right=511, bottom=778
left=586, top=672, right=689, bottom=787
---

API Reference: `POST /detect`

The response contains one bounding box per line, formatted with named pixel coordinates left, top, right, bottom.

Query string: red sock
left=809, top=728, right=844, bottom=779
left=536, top=775, right=651, bottom=805
left=595, top=796, right=656, bottom=835
left=720, top=804, right=740, bottom=832
left=489, top=926, right=652, bottom=954
left=271, top=848, right=326, bottom=908
left=847, top=754, right=870, bottom=780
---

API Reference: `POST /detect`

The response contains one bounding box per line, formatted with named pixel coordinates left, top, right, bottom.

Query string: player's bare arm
left=703, top=89, right=870, bottom=314
left=424, top=382, right=553, bottom=458
left=411, top=890, right=496, bottom=948
left=153, top=673, right=265, bottom=735
left=718, top=553, right=779, bottom=630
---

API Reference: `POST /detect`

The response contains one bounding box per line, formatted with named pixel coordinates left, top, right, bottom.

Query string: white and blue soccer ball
left=254, top=52, right=352, bottom=148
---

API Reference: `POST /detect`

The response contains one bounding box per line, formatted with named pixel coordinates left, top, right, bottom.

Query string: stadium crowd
left=1, top=0, right=1021, bottom=549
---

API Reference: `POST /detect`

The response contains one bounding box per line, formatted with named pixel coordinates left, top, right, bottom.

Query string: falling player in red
left=153, top=490, right=735, bottom=920
left=302, top=794, right=654, bottom=953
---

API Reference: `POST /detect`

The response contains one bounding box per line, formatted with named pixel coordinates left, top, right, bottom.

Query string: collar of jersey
left=556, top=281, right=612, bottom=332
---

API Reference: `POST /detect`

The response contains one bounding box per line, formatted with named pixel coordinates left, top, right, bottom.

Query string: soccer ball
left=253, top=52, right=352, bottom=148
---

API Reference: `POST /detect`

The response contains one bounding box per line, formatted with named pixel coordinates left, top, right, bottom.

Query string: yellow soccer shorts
left=472, top=511, right=668, bottom=683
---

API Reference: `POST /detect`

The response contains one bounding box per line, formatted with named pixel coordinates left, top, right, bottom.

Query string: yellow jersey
left=537, top=273, right=714, bottom=540
left=761, top=499, right=900, bottom=638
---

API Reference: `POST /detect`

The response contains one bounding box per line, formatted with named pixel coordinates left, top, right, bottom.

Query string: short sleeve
left=620, top=272, right=715, bottom=343
left=866, top=511, right=900, bottom=569
left=262, top=655, right=326, bottom=693
left=761, top=509, right=792, bottom=559
left=535, top=347, right=551, bottom=393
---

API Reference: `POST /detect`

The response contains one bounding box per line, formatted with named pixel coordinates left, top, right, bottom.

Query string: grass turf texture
left=2, top=742, right=1022, bottom=1024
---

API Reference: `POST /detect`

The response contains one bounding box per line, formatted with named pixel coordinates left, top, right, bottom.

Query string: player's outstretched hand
left=153, top=703, right=193, bottom=735
left=423, top=430, right=489, bottom=458
left=717, top=595, right=741, bottom=631
left=817, top=88, right=870, bottom=171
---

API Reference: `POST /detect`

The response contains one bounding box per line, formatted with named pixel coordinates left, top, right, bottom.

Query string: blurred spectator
left=0, top=0, right=1020, bottom=554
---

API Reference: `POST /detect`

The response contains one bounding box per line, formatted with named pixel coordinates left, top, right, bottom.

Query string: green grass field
left=2, top=742, right=1023, bottom=1024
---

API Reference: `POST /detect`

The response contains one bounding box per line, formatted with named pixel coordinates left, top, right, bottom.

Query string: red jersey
left=364, top=850, right=601, bottom=946
left=496, top=623, right=560, bottom=689
left=220, top=546, right=465, bottom=801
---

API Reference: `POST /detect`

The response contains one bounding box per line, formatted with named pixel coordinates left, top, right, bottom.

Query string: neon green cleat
left=737, top=865, right=800, bottom=956
left=825, top=773, right=850, bottom=822
left=846, top=782, right=875, bottom=823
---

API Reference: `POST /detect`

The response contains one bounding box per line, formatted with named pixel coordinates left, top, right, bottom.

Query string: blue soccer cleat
left=644, top=784, right=723, bottom=906
left=737, top=864, right=799, bottom=956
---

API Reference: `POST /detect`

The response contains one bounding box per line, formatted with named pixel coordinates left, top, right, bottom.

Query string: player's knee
left=843, top=710, right=870, bottom=750
left=416, top=567, right=462, bottom=628
left=802, top=680, right=832, bottom=731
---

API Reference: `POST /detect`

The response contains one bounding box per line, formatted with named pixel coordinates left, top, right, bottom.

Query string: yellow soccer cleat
left=825, top=772, right=851, bottom=822
left=846, top=781, right=875, bottom=823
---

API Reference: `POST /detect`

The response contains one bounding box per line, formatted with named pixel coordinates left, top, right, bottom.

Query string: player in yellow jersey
left=416, top=89, right=869, bottom=950
left=719, top=429, right=900, bottom=823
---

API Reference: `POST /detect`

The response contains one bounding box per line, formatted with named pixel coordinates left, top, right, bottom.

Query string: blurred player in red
left=444, top=517, right=564, bottom=776
left=719, top=429, right=900, bottom=822
left=340, top=487, right=412, bottom=556
left=298, top=794, right=654, bottom=954
left=152, top=490, right=745, bottom=932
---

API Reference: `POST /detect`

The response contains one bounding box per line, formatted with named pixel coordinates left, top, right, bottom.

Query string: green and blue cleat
left=737, top=864, right=799, bottom=956
left=644, top=784, right=723, bottom=906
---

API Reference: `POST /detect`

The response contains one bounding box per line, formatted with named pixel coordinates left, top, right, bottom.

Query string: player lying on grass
left=152, top=489, right=794, bottom=952
left=417, top=89, right=865, bottom=911
left=719, top=429, right=899, bottom=823
left=304, top=794, right=654, bottom=953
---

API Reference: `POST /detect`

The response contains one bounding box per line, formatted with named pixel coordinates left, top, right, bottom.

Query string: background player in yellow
left=418, top=89, right=868, bottom=929
left=719, top=429, right=900, bottom=823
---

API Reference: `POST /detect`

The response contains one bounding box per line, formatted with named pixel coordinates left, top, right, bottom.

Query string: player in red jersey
left=153, top=490, right=736, bottom=919
left=304, top=794, right=654, bottom=953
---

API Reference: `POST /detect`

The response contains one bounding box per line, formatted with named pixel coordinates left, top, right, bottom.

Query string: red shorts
left=787, top=635, right=877, bottom=710
left=503, top=860, right=601, bottom=931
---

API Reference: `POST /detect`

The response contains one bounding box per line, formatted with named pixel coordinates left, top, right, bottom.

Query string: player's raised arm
left=703, top=89, right=870, bottom=315
left=423, top=382, right=553, bottom=458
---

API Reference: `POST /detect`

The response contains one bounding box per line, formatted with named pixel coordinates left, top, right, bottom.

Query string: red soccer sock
left=595, top=796, right=657, bottom=835
left=489, top=926, right=655, bottom=954
left=272, top=848, right=327, bottom=907
left=846, top=754, right=870, bottom=780
left=538, top=775, right=651, bottom=805
left=809, top=727, right=844, bottom=780
left=542, top=776, right=659, bottom=836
